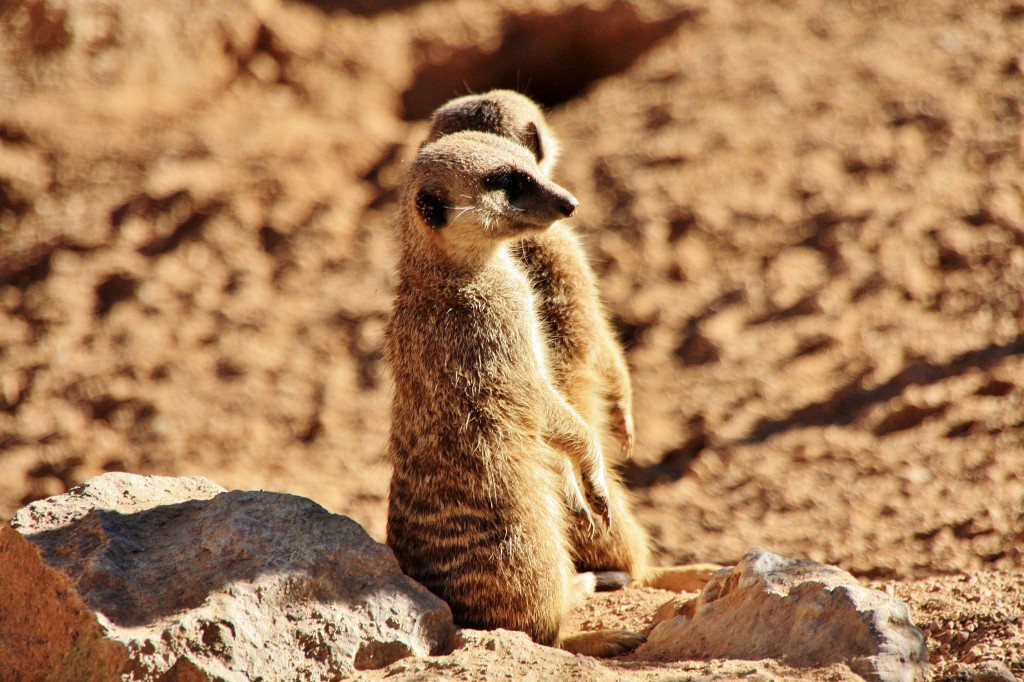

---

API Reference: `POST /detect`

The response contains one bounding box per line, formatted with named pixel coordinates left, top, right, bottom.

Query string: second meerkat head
left=404, top=131, right=577, bottom=262
left=426, top=90, right=559, bottom=177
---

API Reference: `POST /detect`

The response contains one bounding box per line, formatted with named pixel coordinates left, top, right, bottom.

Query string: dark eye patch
left=483, top=169, right=534, bottom=203
left=415, top=188, right=448, bottom=229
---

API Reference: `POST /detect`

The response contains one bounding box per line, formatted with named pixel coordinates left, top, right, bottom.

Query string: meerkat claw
left=575, top=502, right=600, bottom=537
left=610, top=403, right=635, bottom=458
left=583, top=483, right=612, bottom=532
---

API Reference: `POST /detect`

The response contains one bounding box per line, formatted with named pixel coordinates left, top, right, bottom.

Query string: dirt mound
left=2, top=0, right=1022, bottom=676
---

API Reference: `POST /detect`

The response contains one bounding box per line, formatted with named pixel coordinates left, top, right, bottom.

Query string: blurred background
left=1, top=0, right=1022, bottom=585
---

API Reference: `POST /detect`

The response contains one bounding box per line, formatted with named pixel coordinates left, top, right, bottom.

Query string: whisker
left=448, top=204, right=478, bottom=224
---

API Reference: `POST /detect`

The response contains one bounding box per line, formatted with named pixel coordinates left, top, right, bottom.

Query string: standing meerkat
left=425, top=90, right=652, bottom=580
left=385, top=130, right=645, bottom=656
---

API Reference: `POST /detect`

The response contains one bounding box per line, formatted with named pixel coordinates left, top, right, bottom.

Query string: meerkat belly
left=387, top=442, right=571, bottom=645
left=386, top=291, right=575, bottom=645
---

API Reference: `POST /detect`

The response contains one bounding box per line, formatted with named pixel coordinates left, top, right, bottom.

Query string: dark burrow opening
left=401, top=2, right=700, bottom=119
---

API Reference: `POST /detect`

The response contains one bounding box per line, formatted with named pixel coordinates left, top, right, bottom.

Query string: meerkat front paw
left=564, top=466, right=597, bottom=521
left=567, top=468, right=610, bottom=536
left=609, top=401, right=635, bottom=458
left=581, top=467, right=612, bottom=532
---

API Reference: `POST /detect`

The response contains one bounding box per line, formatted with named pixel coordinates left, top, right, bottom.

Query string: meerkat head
left=426, top=90, right=559, bottom=176
left=404, top=131, right=577, bottom=263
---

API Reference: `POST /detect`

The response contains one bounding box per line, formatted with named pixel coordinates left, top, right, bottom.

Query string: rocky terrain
left=1, top=0, right=1023, bottom=678
left=1, top=473, right=930, bottom=680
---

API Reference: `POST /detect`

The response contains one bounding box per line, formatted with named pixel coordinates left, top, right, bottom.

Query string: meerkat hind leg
left=640, top=563, right=724, bottom=592
left=560, top=630, right=647, bottom=658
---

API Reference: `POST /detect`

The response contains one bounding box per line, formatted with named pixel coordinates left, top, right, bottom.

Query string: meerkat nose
left=559, top=195, right=579, bottom=218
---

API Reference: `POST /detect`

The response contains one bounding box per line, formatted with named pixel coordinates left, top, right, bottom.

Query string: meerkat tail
left=567, top=570, right=632, bottom=611
left=639, top=563, right=725, bottom=592
left=592, top=570, right=633, bottom=591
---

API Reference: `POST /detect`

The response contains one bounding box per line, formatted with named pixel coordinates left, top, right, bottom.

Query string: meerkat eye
left=483, top=170, right=533, bottom=203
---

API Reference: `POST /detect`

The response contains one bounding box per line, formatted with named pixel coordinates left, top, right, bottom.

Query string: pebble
left=971, top=660, right=1015, bottom=682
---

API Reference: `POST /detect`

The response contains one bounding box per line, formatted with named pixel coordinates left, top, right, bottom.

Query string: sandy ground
left=2, top=0, right=1023, bottom=677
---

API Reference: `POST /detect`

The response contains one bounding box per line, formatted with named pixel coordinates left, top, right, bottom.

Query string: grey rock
left=637, top=550, right=930, bottom=682
left=970, top=660, right=1016, bottom=682
left=10, top=472, right=455, bottom=681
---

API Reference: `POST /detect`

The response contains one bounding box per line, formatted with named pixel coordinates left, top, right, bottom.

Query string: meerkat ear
left=525, top=121, right=545, bottom=164
left=415, top=188, right=448, bottom=229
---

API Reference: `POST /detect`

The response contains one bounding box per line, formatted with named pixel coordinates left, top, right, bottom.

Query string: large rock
left=6, top=473, right=455, bottom=681
left=636, top=550, right=930, bottom=682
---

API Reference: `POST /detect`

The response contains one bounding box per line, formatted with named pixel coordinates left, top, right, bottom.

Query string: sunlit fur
left=386, top=131, right=626, bottom=649
left=427, top=91, right=652, bottom=579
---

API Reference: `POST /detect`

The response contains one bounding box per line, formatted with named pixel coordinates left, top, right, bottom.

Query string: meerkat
left=425, top=90, right=652, bottom=580
left=385, top=130, right=645, bottom=656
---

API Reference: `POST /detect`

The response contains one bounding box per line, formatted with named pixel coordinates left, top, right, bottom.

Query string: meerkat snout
left=480, top=167, right=578, bottom=223
left=482, top=169, right=578, bottom=223
left=537, top=188, right=577, bottom=219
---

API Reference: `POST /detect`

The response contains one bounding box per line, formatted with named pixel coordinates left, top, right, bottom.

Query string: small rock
left=7, top=472, right=456, bottom=681
left=637, top=550, right=930, bottom=682
left=971, top=660, right=1016, bottom=682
